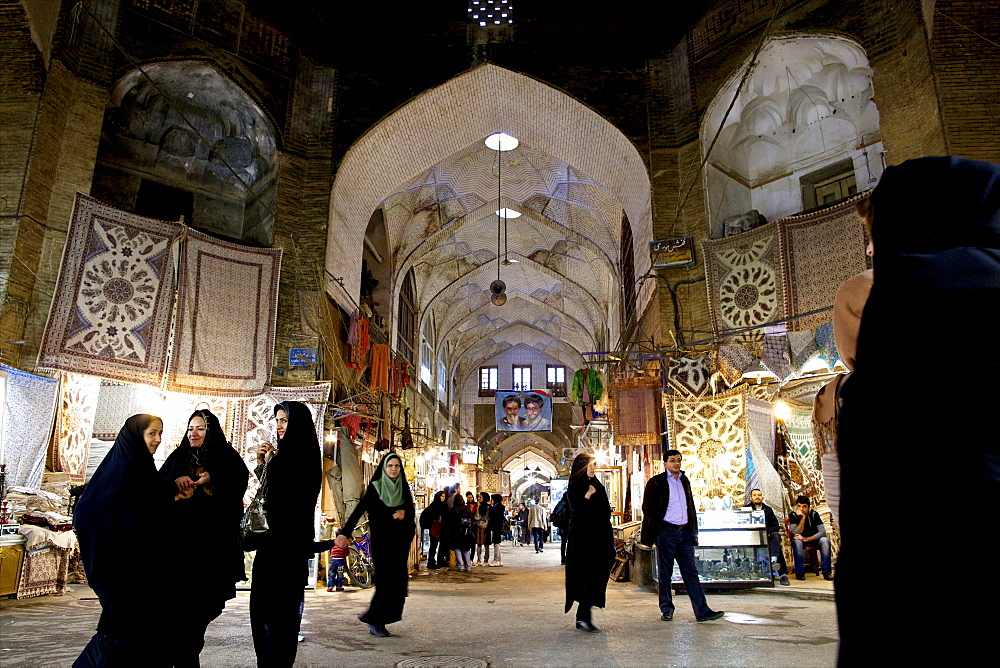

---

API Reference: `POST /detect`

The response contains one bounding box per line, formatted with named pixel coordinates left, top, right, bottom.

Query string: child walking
left=328, top=541, right=350, bottom=591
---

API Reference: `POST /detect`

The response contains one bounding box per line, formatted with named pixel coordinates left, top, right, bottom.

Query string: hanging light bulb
left=490, top=279, right=506, bottom=306
left=485, top=132, right=519, bottom=151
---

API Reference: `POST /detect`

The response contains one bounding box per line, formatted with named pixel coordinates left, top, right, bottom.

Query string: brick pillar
left=1, top=3, right=108, bottom=366
left=272, top=61, right=337, bottom=386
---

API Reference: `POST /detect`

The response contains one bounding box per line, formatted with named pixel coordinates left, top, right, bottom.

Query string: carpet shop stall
left=0, top=193, right=337, bottom=597
left=591, top=197, right=867, bottom=588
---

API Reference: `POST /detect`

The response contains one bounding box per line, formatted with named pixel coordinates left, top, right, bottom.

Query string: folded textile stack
left=5, top=487, right=64, bottom=520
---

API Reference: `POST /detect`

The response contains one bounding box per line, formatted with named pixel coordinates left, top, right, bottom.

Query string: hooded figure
left=158, top=408, right=249, bottom=665
left=250, top=401, right=322, bottom=667
left=836, top=157, right=1000, bottom=665
left=74, top=414, right=170, bottom=667
left=338, top=452, right=416, bottom=637
left=564, top=452, right=615, bottom=632
left=420, top=489, right=449, bottom=569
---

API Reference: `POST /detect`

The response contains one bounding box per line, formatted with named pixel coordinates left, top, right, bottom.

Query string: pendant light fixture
left=486, top=133, right=518, bottom=306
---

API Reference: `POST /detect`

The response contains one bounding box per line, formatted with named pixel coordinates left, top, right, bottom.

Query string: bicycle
left=509, top=521, right=523, bottom=546
left=346, top=521, right=374, bottom=589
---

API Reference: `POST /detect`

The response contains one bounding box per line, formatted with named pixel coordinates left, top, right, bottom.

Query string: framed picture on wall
left=494, top=389, right=552, bottom=432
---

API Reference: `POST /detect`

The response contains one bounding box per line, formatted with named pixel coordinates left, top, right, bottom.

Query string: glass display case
left=653, top=509, right=774, bottom=589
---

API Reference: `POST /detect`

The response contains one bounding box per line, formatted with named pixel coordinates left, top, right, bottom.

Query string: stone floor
left=0, top=542, right=838, bottom=667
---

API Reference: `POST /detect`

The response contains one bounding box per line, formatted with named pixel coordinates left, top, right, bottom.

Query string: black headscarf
left=159, top=408, right=248, bottom=503
left=837, top=157, right=1000, bottom=662
left=75, top=414, right=165, bottom=599
left=568, top=453, right=598, bottom=497
left=420, top=490, right=448, bottom=529
left=262, top=401, right=322, bottom=544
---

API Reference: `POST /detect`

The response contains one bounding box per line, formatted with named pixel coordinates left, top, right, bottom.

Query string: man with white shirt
left=640, top=450, right=724, bottom=622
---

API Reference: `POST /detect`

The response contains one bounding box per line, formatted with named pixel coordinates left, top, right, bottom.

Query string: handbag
left=429, top=519, right=442, bottom=540
left=240, top=468, right=269, bottom=551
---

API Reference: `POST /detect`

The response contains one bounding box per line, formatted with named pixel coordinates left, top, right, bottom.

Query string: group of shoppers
left=73, top=401, right=322, bottom=667
left=421, top=487, right=508, bottom=569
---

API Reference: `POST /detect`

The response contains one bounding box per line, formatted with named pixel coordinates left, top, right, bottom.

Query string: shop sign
left=462, top=444, right=479, bottom=465
left=289, top=347, right=318, bottom=366
left=650, top=237, right=695, bottom=268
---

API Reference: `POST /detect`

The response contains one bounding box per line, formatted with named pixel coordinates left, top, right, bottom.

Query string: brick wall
left=930, top=0, right=1000, bottom=162
left=1, top=52, right=107, bottom=367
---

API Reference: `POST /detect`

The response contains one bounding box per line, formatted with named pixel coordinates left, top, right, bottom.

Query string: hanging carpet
left=167, top=228, right=282, bottom=397
left=666, top=386, right=748, bottom=505
left=50, top=373, right=102, bottom=484
left=778, top=193, right=869, bottom=332
left=666, top=356, right=710, bottom=397
left=1, top=363, right=59, bottom=489
left=610, top=374, right=661, bottom=447
left=703, top=225, right=784, bottom=333
left=37, top=193, right=180, bottom=385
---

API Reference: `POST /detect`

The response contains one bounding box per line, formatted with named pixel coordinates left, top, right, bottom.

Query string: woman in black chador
left=836, top=157, right=1000, bottom=665
left=250, top=401, right=322, bottom=667
left=74, top=414, right=170, bottom=667
left=419, top=489, right=449, bottom=569
left=564, top=452, right=615, bottom=633
left=159, top=408, right=248, bottom=666
left=336, top=451, right=416, bottom=637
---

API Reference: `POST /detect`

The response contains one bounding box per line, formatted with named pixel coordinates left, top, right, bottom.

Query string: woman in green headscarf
left=336, top=452, right=415, bottom=637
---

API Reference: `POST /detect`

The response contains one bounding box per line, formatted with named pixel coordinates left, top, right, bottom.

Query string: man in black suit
left=640, top=450, right=724, bottom=622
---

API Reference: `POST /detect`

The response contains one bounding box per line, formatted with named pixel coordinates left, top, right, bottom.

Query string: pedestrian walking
left=564, top=453, right=615, bottom=633
left=449, top=494, right=475, bottom=570
left=487, top=494, right=506, bottom=566
left=527, top=500, right=547, bottom=552
left=473, top=492, right=491, bottom=565
left=336, top=452, right=416, bottom=637
left=420, top=490, right=449, bottom=569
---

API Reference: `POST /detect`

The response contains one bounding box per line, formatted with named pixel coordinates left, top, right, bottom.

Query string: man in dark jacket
left=744, top=488, right=789, bottom=585
left=640, top=450, right=724, bottom=622
left=787, top=495, right=832, bottom=581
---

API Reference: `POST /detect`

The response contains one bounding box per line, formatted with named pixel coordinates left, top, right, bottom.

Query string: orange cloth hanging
left=348, top=317, right=370, bottom=370
left=369, top=343, right=390, bottom=390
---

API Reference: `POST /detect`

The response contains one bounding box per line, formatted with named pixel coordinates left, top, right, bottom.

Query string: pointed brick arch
left=326, top=64, right=653, bottom=318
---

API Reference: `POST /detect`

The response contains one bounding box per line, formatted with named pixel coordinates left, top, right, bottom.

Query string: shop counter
left=653, top=509, right=774, bottom=590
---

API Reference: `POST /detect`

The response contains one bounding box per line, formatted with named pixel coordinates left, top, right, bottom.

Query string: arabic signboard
left=650, top=237, right=695, bottom=268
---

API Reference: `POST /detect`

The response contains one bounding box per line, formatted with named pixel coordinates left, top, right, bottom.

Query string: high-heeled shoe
left=368, top=624, right=392, bottom=637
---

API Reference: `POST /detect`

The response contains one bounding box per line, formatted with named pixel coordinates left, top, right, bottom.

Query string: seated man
left=787, top=495, right=832, bottom=581
left=743, top=488, right=789, bottom=585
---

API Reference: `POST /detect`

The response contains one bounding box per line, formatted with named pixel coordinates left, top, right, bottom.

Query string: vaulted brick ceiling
left=327, top=64, right=654, bottom=381
left=386, top=139, right=620, bottom=366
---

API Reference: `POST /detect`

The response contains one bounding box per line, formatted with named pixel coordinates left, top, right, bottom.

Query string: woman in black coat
left=564, top=452, right=615, bottom=633
left=419, top=490, right=448, bottom=569
left=448, top=494, right=475, bottom=571
left=836, top=157, right=1000, bottom=664
left=486, top=493, right=506, bottom=566
left=336, top=451, right=416, bottom=637
left=159, top=408, right=248, bottom=666
left=250, top=401, right=322, bottom=667
left=74, top=414, right=170, bottom=667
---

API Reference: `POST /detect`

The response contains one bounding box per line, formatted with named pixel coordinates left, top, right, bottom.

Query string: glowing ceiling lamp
left=485, top=132, right=519, bottom=151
